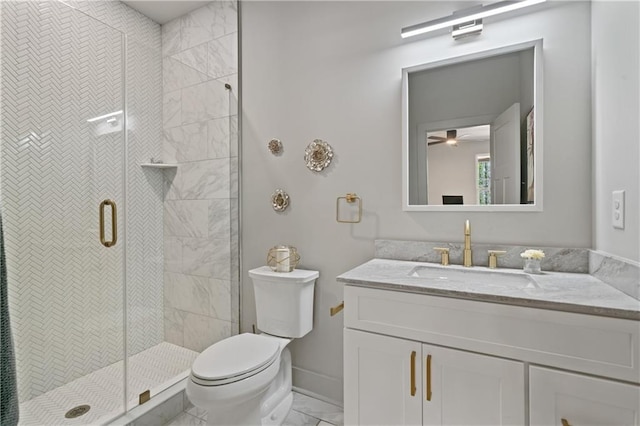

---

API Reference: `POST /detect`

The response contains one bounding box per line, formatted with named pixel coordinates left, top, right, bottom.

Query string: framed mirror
left=402, top=40, right=543, bottom=211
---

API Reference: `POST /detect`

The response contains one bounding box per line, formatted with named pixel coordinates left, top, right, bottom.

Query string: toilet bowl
left=186, top=267, right=319, bottom=426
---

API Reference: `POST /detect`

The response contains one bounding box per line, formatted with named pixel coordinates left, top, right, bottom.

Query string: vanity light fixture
left=452, top=20, right=484, bottom=39
left=401, top=0, right=546, bottom=39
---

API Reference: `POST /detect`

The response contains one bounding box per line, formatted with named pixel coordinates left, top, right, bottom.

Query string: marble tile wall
left=161, top=1, right=239, bottom=353
left=590, top=251, right=640, bottom=300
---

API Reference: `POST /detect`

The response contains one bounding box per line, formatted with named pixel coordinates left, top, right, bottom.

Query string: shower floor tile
left=19, top=342, right=198, bottom=426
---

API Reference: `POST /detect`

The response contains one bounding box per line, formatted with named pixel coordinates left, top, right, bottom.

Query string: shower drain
left=65, top=405, right=91, bottom=419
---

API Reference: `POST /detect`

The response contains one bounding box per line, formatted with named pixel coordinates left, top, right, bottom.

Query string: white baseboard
left=292, top=366, right=343, bottom=408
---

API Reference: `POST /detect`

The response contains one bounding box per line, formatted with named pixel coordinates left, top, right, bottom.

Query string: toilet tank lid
left=249, top=266, right=319, bottom=283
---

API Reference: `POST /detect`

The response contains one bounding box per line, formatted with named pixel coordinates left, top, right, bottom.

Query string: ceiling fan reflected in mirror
left=428, top=129, right=459, bottom=146
left=427, top=127, right=488, bottom=147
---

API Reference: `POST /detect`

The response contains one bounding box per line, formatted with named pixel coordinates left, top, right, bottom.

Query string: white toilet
left=186, top=266, right=319, bottom=426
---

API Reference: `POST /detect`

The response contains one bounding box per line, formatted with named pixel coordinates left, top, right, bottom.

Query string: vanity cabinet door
left=344, top=329, right=422, bottom=425
left=530, top=366, right=640, bottom=426
left=422, top=344, right=525, bottom=426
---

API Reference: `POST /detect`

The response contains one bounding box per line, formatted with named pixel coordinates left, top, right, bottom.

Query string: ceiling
left=120, top=1, right=210, bottom=24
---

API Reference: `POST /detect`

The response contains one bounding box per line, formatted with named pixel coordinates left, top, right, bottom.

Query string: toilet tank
left=248, top=266, right=319, bottom=338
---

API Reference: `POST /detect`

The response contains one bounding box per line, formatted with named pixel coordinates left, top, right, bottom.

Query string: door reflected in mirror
left=403, top=41, right=542, bottom=211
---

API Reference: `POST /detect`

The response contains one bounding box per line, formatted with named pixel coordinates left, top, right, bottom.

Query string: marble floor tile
left=283, top=409, right=321, bottom=426
left=174, top=391, right=342, bottom=426
left=186, top=407, right=322, bottom=426
left=167, top=411, right=206, bottom=426
left=292, top=393, right=344, bottom=426
left=185, top=403, right=208, bottom=420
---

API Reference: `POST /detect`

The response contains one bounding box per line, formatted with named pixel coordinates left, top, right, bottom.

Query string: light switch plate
left=612, top=190, right=625, bottom=229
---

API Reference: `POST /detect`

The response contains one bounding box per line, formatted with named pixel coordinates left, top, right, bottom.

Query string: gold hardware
left=139, top=390, right=150, bottom=405
left=433, top=247, right=450, bottom=266
left=99, top=200, right=117, bottom=248
left=561, top=419, right=571, bottom=426
left=488, top=250, right=507, bottom=269
left=252, top=324, right=257, bottom=334
left=426, top=354, right=432, bottom=401
left=336, top=193, right=362, bottom=223
left=410, top=351, right=417, bottom=397
left=463, top=220, right=472, bottom=267
left=330, top=302, right=344, bottom=316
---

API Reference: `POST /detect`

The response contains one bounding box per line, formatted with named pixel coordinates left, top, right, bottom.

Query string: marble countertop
left=336, top=259, right=640, bottom=320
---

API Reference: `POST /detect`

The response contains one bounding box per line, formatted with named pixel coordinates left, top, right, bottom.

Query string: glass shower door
left=1, top=1, right=127, bottom=423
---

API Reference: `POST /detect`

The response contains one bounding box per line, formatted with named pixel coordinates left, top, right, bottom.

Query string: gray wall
left=241, top=1, right=592, bottom=403
left=408, top=49, right=532, bottom=128
left=592, top=1, right=640, bottom=262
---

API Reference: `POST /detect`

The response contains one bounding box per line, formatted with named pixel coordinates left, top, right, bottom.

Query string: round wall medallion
left=304, top=139, right=333, bottom=172
left=271, top=189, right=290, bottom=212
left=268, top=138, right=283, bottom=155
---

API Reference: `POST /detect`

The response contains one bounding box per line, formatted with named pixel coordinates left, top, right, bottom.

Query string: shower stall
left=0, top=1, right=238, bottom=424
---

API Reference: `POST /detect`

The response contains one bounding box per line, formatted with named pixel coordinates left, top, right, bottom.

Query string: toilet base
left=205, top=400, right=262, bottom=426
left=202, top=391, right=292, bottom=426
left=261, top=392, right=292, bottom=426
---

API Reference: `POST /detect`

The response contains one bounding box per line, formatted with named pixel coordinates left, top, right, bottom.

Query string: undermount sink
left=408, top=265, right=539, bottom=289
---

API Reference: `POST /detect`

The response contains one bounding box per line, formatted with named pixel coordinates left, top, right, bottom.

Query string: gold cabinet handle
left=99, top=199, right=117, bottom=248
left=426, top=354, right=432, bottom=401
left=561, top=419, right=571, bottom=426
left=410, top=351, right=417, bottom=397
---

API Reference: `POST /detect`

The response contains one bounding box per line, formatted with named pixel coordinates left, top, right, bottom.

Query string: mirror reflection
left=407, top=45, right=537, bottom=207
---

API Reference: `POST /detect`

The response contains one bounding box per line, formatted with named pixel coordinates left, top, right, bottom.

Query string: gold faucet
left=463, top=220, right=473, bottom=267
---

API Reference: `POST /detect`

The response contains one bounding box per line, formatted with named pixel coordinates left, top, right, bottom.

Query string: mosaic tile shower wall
left=0, top=0, right=163, bottom=401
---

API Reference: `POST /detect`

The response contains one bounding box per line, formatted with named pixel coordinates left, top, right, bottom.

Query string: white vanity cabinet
left=343, top=285, right=640, bottom=426
left=422, top=343, right=524, bottom=426
left=344, top=329, right=524, bottom=426
left=344, top=330, right=422, bottom=425
left=530, top=366, right=640, bottom=426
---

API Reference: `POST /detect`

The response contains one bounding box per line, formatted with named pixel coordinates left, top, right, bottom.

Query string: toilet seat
left=191, top=333, right=281, bottom=386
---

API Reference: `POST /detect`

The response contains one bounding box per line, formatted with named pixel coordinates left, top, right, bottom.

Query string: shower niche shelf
left=140, top=163, right=177, bottom=169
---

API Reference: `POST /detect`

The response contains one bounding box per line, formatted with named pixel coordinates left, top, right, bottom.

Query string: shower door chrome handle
left=99, top=199, right=117, bottom=248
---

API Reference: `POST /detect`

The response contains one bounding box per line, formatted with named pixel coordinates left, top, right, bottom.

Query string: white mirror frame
left=402, top=39, right=544, bottom=212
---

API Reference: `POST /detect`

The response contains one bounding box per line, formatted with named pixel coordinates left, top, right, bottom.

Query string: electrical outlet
left=612, top=190, right=625, bottom=229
